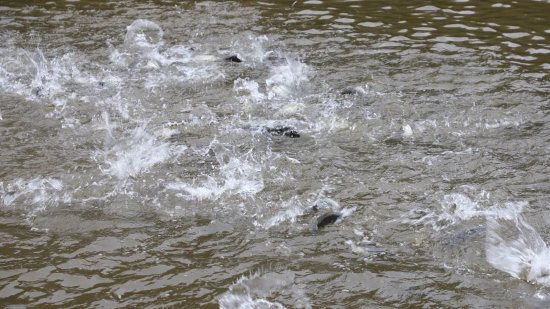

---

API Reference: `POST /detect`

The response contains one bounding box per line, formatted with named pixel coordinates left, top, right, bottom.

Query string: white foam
left=486, top=215, right=550, bottom=286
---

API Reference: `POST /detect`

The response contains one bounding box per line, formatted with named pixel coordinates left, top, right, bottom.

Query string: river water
left=1, top=0, right=550, bottom=308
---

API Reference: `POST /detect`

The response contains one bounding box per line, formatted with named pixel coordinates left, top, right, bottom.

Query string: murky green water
left=1, top=1, right=550, bottom=308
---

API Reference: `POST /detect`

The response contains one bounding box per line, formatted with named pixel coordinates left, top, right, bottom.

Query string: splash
left=0, top=48, right=93, bottom=104
left=0, top=177, right=69, bottom=218
left=222, top=34, right=271, bottom=65
left=259, top=197, right=354, bottom=230
left=124, top=19, right=164, bottom=53
left=234, top=78, right=266, bottom=104
left=110, top=19, right=223, bottom=86
left=266, top=58, right=310, bottom=99
left=219, top=294, right=286, bottom=309
left=346, top=228, right=387, bottom=258
left=218, top=271, right=311, bottom=309
left=486, top=215, right=550, bottom=287
left=94, top=123, right=185, bottom=181
left=166, top=148, right=264, bottom=201
left=259, top=197, right=305, bottom=229
left=402, top=192, right=525, bottom=230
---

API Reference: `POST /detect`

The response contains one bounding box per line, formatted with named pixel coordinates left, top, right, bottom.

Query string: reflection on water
left=1, top=0, right=550, bottom=307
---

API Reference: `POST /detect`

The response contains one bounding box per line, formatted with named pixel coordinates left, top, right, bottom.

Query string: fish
left=225, top=55, right=242, bottom=63
left=340, top=85, right=369, bottom=96
left=445, top=225, right=486, bottom=246
left=265, top=126, right=300, bottom=138
left=311, top=211, right=342, bottom=232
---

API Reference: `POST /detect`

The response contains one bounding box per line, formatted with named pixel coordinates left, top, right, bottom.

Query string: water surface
left=1, top=0, right=550, bottom=307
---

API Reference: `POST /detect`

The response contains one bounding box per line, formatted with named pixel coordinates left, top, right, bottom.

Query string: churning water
left=1, top=0, right=550, bottom=307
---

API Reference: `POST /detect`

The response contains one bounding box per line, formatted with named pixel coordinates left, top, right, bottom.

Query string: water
left=1, top=0, right=550, bottom=307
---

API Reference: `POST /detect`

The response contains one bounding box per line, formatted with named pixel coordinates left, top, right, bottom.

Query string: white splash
left=167, top=150, right=264, bottom=201
left=0, top=177, right=69, bottom=216
left=224, top=34, right=271, bottom=64
left=260, top=197, right=354, bottom=230
left=402, top=192, right=525, bottom=230
left=402, top=124, right=413, bottom=137
left=219, top=271, right=311, bottom=309
left=95, top=123, right=185, bottom=180
left=260, top=197, right=305, bottom=229
left=266, top=58, right=310, bottom=99
left=0, top=48, right=92, bottom=104
left=234, top=78, right=266, bottom=104
left=110, top=19, right=223, bottom=86
left=486, top=215, right=550, bottom=287
left=219, top=294, right=286, bottom=309
left=345, top=228, right=387, bottom=257
left=124, top=19, right=164, bottom=53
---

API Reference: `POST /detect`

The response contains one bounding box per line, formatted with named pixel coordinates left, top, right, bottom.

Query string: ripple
left=296, top=9, right=330, bottom=15
left=503, top=32, right=530, bottom=39
left=334, top=17, right=354, bottom=24
left=527, top=48, right=550, bottom=54
left=492, top=3, right=512, bottom=8
left=411, top=32, right=432, bottom=38
left=444, top=23, right=478, bottom=31
left=358, top=21, right=384, bottom=28
left=416, top=5, right=440, bottom=12
left=442, top=9, right=476, bottom=15
left=433, top=36, right=470, bottom=42
left=481, top=26, right=497, bottom=32
left=431, top=43, right=467, bottom=53
left=502, top=41, right=521, bottom=48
